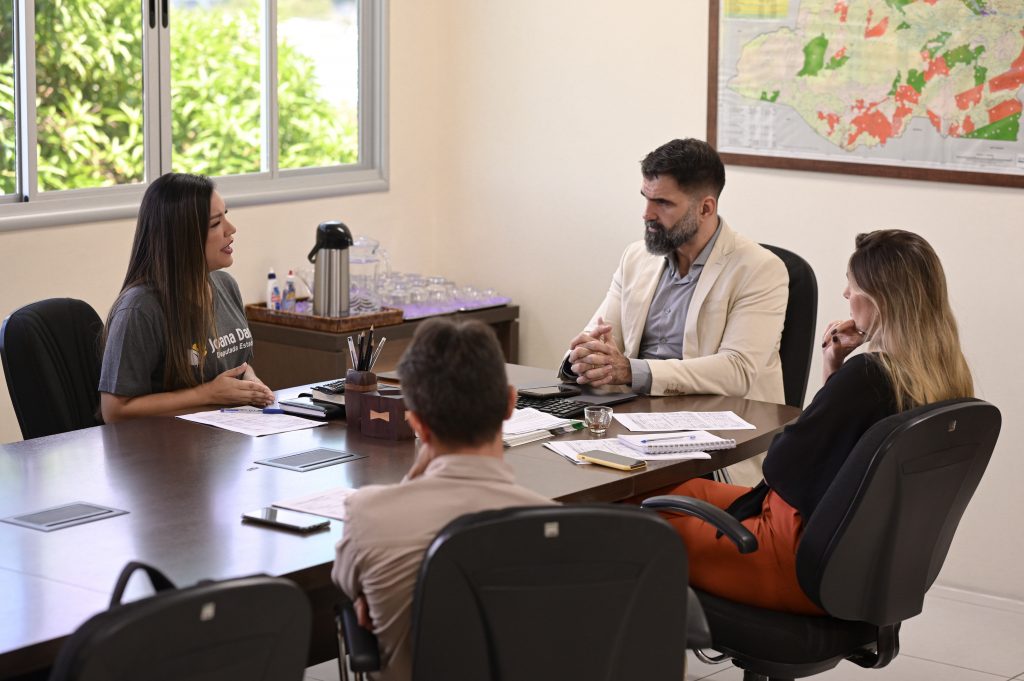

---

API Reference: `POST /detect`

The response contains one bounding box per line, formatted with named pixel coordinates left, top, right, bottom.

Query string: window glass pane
left=1, top=0, right=16, bottom=195
left=277, top=0, right=358, bottom=170
left=34, top=0, right=145, bottom=192
left=171, top=0, right=262, bottom=177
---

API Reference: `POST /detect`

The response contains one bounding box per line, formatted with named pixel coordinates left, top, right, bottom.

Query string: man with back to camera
left=561, top=138, right=788, bottom=483
left=333, top=318, right=554, bottom=681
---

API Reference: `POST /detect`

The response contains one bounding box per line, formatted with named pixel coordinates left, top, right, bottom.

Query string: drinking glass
left=583, top=406, right=613, bottom=437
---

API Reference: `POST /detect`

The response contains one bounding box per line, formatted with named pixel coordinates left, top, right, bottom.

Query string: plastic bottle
left=282, top=269, right=297, bottom=312
left=266, top=268, right=282, bottom=311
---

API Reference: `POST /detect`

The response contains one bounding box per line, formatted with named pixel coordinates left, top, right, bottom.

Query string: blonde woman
left=663, top=229, right=973, bottom=614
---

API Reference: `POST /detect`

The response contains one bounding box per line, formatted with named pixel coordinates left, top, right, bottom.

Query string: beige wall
left=2, top=0, right=1021, bottom=601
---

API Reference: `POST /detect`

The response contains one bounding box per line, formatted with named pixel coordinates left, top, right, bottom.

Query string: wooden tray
left=245, top=302, right=404, bottom=333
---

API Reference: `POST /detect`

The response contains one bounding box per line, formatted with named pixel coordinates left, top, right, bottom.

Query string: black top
left=728, top=353, right=897, bottom=523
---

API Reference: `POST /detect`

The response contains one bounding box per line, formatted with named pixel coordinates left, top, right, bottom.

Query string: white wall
left=1, top=0, right=1021, bottom=601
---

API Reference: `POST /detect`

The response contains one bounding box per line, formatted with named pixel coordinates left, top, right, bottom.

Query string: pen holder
left=344, top=369, right=378, bottom=431
left=360, top=393, right=415, bottom=440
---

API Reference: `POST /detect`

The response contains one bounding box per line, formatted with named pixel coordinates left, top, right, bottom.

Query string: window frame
left=0, top=0, right=388, bottom=232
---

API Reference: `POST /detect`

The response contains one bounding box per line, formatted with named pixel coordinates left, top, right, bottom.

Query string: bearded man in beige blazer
left=563, top=139, right=788, bottom=483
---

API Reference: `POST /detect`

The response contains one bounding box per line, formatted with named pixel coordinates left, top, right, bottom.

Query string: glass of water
left=583, top=406, right=613, bottom=437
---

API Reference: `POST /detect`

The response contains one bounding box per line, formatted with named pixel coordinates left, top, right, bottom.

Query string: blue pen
left=639, top=433, right=698, bottom=444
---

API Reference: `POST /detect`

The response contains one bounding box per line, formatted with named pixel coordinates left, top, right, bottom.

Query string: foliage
left=0, top=0, right=357, bottom=195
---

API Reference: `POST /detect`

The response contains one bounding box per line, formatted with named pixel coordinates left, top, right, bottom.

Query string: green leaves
left=0, top=0, right=358, bottom=196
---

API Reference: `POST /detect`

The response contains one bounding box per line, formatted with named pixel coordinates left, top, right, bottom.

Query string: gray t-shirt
left=99, top=271, right=255, bottom=397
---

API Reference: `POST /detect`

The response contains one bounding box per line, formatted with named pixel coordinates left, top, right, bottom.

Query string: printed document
left=177, top=410, right=326, bottom=436
left=613, top=411, right=755, bottom=432
left=503, top=407, right=574, bottom=435
left=274, top=486, right=355, bottom=521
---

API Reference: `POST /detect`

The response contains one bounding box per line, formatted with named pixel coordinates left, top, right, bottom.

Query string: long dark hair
left=105, top=173, right=216, bottom=390
left=848, top=229, right=973, bottom=410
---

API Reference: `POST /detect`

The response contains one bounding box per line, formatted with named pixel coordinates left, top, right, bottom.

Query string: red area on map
left=956, top=84, right=983, bottom=110
left=988, top=98, right=1022, bottom=124
left=818, top=111, right=840, bottom=135
left=864, top=11, right=889, bottom=39
left=847, top=107, right=894, bottom=146
left=963, top=116, right=976, bottom=134
left=927, top=110, right=942, bottom=132
left=897, top=85, right=921, bottom=105
left=834, top=0, right=849, bottom=23
left=989, top=36, right=1024, bottom=93
left=924, top=56, right=950, bottom=82
left=833, top=47, right=848, bottom=61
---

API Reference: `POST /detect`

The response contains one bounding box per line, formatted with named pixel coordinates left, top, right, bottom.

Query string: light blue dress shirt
left=628, top=221, right=722, bottom=393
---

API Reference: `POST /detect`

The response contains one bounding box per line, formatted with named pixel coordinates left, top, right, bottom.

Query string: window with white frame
left=0, top=0, right=387, bottom=231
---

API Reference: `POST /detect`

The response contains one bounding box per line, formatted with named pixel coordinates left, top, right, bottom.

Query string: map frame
left=707, top=0, right=1024, bottom=189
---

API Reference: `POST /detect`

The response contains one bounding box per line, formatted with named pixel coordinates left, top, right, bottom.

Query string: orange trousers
left=657, top=478, right=824, bottom=615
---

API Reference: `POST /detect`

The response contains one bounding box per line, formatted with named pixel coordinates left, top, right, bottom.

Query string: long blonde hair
left=849, top=229, right=973, bottom=411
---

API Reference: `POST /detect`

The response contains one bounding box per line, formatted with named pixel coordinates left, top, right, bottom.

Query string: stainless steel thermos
left=308, top=220, right=354, bottom=317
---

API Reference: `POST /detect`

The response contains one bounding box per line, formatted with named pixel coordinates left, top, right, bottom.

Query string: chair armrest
left=335, top=601, right=381, bottom=673
left=642, top=495, right=759, bottom=554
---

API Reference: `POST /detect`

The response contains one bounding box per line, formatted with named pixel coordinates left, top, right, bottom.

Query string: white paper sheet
left=503, top=407, right=573, bottom=435
left=612, top=411, right=755, bottom=432
left=273, top=486, right=356, bottom=521
left=177, top=410, right=327, bottom=436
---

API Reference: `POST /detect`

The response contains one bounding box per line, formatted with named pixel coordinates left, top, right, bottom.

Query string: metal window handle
left=148, top=0, right=156, bottom=28
left=161, top=0, right=168, bottom=28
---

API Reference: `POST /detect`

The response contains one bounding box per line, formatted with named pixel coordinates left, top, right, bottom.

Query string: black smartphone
left=517, top=385, right=582, bottom=399
left=241, top=507, right=330, bottom=533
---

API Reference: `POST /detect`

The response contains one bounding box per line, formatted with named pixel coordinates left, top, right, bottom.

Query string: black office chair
left=336, top=504, right=704, bottom=681
left=761, top=244, right=817, bottom=408
left=643, top=398, right=1000, bottom=680
left=49, top=561, right=311, bottom=681
left=0, top=298, right=104, bottom=439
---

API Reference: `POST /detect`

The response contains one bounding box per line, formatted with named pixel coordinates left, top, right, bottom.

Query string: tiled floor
left=304, top=591, right=1024, bottom=681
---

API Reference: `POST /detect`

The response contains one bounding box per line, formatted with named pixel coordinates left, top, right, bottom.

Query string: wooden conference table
left=0, top=365, right=799, bottom=680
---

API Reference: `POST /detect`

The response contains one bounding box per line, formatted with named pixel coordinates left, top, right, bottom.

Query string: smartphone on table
left=577, top=450, right=646, bottom=471
left=241, top=507, right=330, bottom=533
left=517, top=385, right=582, bottom=399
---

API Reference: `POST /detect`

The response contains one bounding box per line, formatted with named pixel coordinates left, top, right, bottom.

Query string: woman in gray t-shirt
left=99, top=173, right=275, bottom=422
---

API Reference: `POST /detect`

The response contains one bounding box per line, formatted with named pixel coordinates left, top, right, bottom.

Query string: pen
left=347, top=336, right=359, bottom=369
left=368, top=336, right=387, bottom=370
left=364, top=326, right=375, bottom=369
left=639, top=433, right=697, bottom=443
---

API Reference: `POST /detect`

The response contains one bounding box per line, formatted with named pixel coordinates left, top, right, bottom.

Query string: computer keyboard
left=312, top=378, right=346, bottom=395
left=515, top=396, right=588, bottom=419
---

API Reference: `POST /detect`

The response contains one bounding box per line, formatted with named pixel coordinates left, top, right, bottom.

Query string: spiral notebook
left=617, top=430, right=736, bottom=455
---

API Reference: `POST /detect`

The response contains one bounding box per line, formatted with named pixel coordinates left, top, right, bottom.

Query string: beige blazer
left=584, top=219, right=787, bottom=403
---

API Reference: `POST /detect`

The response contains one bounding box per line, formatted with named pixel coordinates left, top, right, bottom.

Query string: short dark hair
left=641, top=138, right=726, bottom=198
left=397, top=319, right=509, bottom=448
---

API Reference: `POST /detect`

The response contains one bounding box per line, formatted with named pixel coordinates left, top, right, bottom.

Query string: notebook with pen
left=617, top=430, right=735, bottom=455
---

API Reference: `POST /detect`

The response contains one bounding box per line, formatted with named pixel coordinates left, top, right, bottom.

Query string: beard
left=644, top=207, right=700, bottom=256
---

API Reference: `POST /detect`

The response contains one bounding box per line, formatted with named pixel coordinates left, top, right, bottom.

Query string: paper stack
left=502, top=408, right=580, bottom=447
